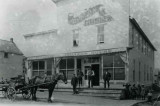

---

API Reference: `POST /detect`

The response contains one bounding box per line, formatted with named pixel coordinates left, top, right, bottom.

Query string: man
left=71, top=74, right=78, bottom=94
left=77, top=69, right=84, bottom=88
left=87, top=68, right=92, bottom=88
left=88, top=68, right=95, bottom=88
left=103, top=70, right=111, bottom=89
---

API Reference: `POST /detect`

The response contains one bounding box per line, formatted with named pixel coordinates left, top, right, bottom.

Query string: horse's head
left=56, top=72, right=67, bottom=84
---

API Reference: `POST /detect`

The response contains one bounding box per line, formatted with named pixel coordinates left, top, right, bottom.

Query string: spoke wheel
left=7, top=87, right=16, bottom=101
left=22, top=89, right=31, bottom=99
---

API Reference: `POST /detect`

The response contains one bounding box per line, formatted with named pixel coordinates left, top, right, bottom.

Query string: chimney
left=10, top=38, right=13, bottom=43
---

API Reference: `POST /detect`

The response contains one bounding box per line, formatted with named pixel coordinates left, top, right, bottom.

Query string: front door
left=91, top=64, right=99, bottom=86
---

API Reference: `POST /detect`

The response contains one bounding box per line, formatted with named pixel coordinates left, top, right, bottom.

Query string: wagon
left=0, top=76, right=31, bottom=101
left=0, top=75, right=59, bottom=101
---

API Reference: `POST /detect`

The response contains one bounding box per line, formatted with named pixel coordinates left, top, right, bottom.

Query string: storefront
left=27, top=47, right=128, bottom=86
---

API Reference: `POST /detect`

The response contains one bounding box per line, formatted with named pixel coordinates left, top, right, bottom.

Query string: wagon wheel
left=7, top=87, right=16, bottom=101
left=22, top=89, right=31, bottom=99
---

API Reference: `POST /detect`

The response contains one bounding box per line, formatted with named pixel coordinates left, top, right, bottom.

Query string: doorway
left=91, top=64, right=99, bottom=86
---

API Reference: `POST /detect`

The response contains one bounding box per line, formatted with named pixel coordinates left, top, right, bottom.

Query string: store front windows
left=59, top=59, right=74, bottom=80
left=103, top=54, right=125, bottom=80
left=32, top=61, right=45, bottom=77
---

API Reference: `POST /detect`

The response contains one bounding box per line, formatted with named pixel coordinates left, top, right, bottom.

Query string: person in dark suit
left=77, top=69, right=84, bottom=88
left=71, top=74, right=78, bottom=94
left=103, top=70, right=111, bottom=89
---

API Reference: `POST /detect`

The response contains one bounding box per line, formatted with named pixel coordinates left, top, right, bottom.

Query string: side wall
left=128, top=22, right=154, bottom=85
left=0, top=52, right=23, bottom=80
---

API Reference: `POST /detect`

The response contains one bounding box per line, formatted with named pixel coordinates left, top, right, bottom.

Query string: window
left=32, top=61, right=45, bottom=76
left=146, top=44, right=148, bottom=56
left=135, top=32, right=138, bottom=49
left=150, top=67, right=153, bottom=81
left=142, top=39, right=144, bottom=53
left=73, top=29, right=80, bottom=47
left=97, top=24, right=104, bottom=44
left=59, top=59, right=74, bottom=80
left=139, top=62, right=141, bottom=82
left=140, top=36, right=142, bottom=52
left=103, top=54, right=125, bottom=80
left=46, top=59, right=53, bottom=75
left=144, top=64, right=146, bottom=81
left=147, top=65, right=149, bottom=81
left=4, top=52, right=8, bottom=58
left=133, top=59, right=135, bottom=82
left=138, top=34, right=140, bottom=50
left=145, top=42, right=147, bottom=55
left=132, top=26, right=134, bottom=45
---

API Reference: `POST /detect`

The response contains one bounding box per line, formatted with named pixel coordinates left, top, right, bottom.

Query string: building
left=24, top=0, right=156, bottom=86
left=0, top=38, right=24, bottom=80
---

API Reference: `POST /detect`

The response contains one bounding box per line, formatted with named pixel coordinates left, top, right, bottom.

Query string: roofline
left=23, top=29, right=57, bottom=38
left=0, top=39, right=24, bottom=55
left=12, top=43, right=24, bottom=55
left=129, top=17, right=157, bottom=51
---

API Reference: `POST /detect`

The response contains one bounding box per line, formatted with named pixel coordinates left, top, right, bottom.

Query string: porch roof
left=27, top=47, right=127, bottom=60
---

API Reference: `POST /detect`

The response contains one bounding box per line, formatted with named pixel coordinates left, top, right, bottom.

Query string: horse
left=30, top=72, right=67, bottom=102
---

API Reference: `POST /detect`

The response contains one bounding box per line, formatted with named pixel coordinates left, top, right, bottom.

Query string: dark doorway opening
left=91, top=64, right=99, bottom=86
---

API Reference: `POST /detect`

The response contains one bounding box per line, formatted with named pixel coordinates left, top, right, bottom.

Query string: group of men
left=71, top=67, right=111, bottom=94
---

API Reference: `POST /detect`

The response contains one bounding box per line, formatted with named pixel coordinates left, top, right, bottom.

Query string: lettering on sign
left=65, top=48, right=126, bottom=57
left=68, top=4, right=114, bottom=26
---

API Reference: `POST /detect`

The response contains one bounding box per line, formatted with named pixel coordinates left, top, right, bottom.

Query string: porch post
left=74, top=57, right=77, bottom=75
left=27, top=60, right=32, bottom=79
left=126, top=48, right=129, bottom=83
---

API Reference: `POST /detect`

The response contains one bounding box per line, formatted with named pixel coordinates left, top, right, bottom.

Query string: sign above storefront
left=64, top=48, right=126, bottom=57
left=68, top=4, right=113, bottom=26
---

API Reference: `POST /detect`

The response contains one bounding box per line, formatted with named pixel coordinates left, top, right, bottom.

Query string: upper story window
left=73, top=28, right=80, bottom=47
left=135, top=32, right=139, bottom=49
left=131, top=27, right=134, bottom=46
left=138, top=33, right=140, bottom=50
left=4, top=52, right=8, bottom=58
left=97, top=24, right=104, bottom=44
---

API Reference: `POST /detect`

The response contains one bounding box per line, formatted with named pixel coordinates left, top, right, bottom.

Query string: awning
left=27, top=47, right=127, bottom=60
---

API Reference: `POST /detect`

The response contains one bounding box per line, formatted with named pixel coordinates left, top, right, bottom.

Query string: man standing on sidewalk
left=103, top=70, right=111, bottom=89
left=71, top=74, right=78, bottom=94
left=88, top=67, right=95, bottom=88
left=77, top=69, right=84, bottom=88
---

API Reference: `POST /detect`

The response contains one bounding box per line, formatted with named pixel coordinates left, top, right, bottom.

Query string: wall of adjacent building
left=0, top=52, right=23, bottom=80
left=128, top=22, right=154, bottom=85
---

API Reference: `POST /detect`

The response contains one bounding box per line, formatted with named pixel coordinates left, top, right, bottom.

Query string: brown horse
left=30, top=72, right=67, bottom=102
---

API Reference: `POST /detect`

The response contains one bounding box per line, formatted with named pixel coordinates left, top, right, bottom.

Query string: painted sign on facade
left=68, top=4, right=113, bottom=26
left=65, top=48, right=126, bottom=57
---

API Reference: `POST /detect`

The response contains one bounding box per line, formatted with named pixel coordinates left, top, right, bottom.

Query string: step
left=53, top=88, right=122, bottom=94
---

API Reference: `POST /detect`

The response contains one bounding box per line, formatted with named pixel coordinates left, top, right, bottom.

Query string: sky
left=0, top=0, right=160, bottom=69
